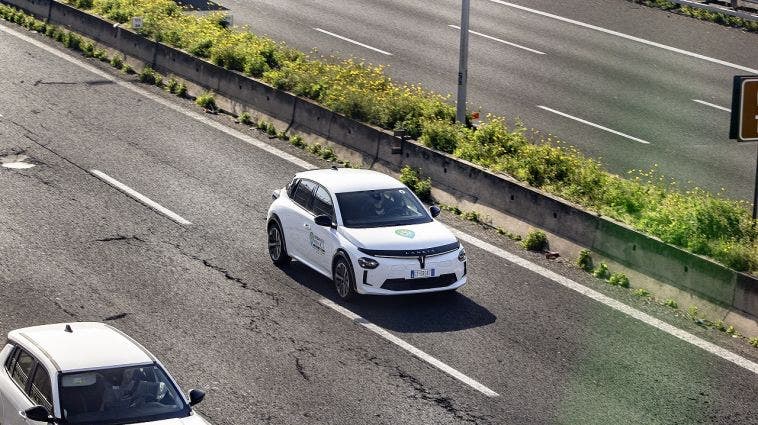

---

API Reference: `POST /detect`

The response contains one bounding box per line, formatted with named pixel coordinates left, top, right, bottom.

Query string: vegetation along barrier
left=3, top=0, right=756, bottom=316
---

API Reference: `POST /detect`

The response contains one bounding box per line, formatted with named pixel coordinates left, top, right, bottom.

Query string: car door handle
left=303, top=223, right=311, bottom=230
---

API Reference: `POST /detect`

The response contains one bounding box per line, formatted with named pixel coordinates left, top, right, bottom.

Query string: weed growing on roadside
left=399, top=166, right=432, bottom=202
left=81, top=40, right=95, bottom=57
left=593, top=262, right=609, bottom=279
left=576, top=249, right=593, bottom=272
left=165, top=76, right=179, bottom=93
left=522, top=229, right=548, bottom=251
left=633, top=288, right=650, bottom=297
left=121, top=63, right=133, bottom=74
left=750, top=337, right=758, bottom=348
left=289, top=134, right=305, bottom=148
left=462, top=211, right=481, bottom=223
left=139, top=65, right=158, bottom=85
left=687, top=305, right=698, bottom=318
left=110, top=54, right=124, bottom=69
left=93, top=48, right=108, bottom=61
left=174, top=82, right=187, bottom=97
left=195, top=91, right=217, bottom=111
left=608, top=272, right=630, bottom=288
left=663, top=299, right=678, bottom=309
left=238, top=111, right=252, bottom=125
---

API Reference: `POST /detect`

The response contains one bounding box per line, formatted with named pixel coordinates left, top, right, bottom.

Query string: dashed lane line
left=537, top=105, right=651, bottom=144
left=448, top=25, right=546, bottom=55
left=314, top=28, right=393, bottom=56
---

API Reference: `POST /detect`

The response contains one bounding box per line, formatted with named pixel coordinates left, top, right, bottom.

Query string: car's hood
left=339, top=220, right=457, bottom=251
left=134, top=414, right=211, bottom=425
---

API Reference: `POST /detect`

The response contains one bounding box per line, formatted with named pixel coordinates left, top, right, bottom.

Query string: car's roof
left=8, top=322, right=154, bottom=372
left=296, top=168, right=404, bottom=193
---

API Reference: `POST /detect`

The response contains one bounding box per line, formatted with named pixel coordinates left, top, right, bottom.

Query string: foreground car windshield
left=59, top=364, right=189, bottom=425
left=337, top=188, right=431, bottom=228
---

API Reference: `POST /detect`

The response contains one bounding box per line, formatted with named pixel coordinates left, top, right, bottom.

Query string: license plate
left=410, top=269, right=435, bottom=279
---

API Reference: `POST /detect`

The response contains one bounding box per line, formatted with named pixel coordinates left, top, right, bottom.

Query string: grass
left=399, top=166, right=432, bottom=202
left=3, top=1, right=756, bottom=273
left=593, top=262, right=610, bottom=279
left=195, top=91, right=217, bottom=111
left=576, top=249, right=593, bottom=272
left=632, top=0, right=758, bottom=32
left=522, top=229, right=548, bottom=251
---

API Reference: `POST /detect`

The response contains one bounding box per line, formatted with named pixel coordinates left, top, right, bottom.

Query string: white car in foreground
left=0, top=322, right=209, bottom=425
left=267, top=168, right=467, bottom=300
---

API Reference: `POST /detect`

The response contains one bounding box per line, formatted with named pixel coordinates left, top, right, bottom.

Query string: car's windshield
left=58, top=364, right=189, bottom=425
left=336, top=188, right=431, bottom=228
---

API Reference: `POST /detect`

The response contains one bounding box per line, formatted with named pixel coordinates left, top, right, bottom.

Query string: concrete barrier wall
left=5, top=0, right=756, bottom=316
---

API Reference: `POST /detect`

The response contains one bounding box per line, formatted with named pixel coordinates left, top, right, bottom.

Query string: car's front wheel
left=333, top=254, right=357, bottom=301
left=268, top=220, right=290, bottom=266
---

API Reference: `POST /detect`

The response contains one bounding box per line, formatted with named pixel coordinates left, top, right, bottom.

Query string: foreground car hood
left=339, top=220, right=457, bottom=251
left=136, top=414, right=211, bottom=425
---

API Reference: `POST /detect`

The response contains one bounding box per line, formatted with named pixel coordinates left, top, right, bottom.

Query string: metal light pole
left=456, top=0, right=470, bottom=124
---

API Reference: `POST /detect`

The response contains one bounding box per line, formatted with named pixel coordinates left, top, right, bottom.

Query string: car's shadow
left=280, top=262, right=496, bottom=333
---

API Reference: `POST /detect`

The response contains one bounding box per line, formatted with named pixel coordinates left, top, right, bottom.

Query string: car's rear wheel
left=268, top=221, right=290, bottom=266
left=333, top=254, right=357, bottom=301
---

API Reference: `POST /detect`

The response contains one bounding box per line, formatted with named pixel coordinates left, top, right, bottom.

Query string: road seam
left=90, top=170, right=192, bottom=225
left=448, top=25, right=546, bottom=55
left=318, top=298, right=499, bottom=397
left=537, top=105, right=651, bottom=144
left=487, top=0, right=758, bottom=74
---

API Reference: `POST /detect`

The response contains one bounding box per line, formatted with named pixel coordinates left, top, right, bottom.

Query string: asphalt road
left=208, top=0, right=758, bottom=201
left=1, top=19, right=757, bottom=424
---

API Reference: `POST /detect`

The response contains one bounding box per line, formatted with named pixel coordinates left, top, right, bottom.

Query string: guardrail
left=2, top=0, right=757, bottom=318
left=667, top=0, right=758, bottom=21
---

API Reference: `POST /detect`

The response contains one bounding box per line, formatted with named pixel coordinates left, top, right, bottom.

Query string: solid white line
left=0, top=24, right=316, bottom=172
left=487, top=0, right=758, bottom=74
left=693, top=99, right=731, bottom=112
left=318, top=297, right=500, bottom=397
left=537, top=105, right=651, bottom=144
left=448, top=25, right=545, bottom=55
left=90, top=170, right=192, bottom=225
left=451, top=229, right=758, bottom=375
left=314, top=28, right=392, bottom=56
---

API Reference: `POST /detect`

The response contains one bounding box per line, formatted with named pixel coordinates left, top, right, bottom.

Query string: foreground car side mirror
left=189, top=389, right=206, bottom=406
left=429, top=205, right=441, bottom=218
left=272, top=189, right=281, bottom=200
left=314, top=215, right=335, bottom=228
left=22, top=405, right=53, bottom=422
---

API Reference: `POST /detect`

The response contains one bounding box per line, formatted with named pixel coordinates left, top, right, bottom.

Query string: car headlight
left=358, top=257, right=380, bottom=269
left=458, top=249, right=466, bottom=262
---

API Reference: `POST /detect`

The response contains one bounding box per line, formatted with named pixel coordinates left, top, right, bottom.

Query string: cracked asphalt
left=0, top=20, right=756, bottom=424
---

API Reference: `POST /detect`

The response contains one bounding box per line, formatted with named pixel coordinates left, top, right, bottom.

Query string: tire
left=268, top=220, right=290, bottom=266
left=333, top=254, right=357, bottom=301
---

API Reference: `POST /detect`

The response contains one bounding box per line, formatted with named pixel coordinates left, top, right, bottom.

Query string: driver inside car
left=100, top=368, right=142, bottom=411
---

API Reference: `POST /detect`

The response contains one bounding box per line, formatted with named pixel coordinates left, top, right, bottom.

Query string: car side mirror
left=314, top=215, right=335, bottom=228
left=22, top=405, right=53, bottom=422
left=189, top=389, right=206, bottom=406
left=429, top=205, right=441, bottom=218
left=272, top=189, right=281, bottom=200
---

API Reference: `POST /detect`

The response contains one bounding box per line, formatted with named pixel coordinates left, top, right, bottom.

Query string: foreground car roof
left=8, top=322, right=154, bottom=372
left=296, top=168, right=404, bottom=193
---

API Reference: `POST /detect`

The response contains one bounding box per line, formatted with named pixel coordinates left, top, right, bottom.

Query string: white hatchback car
left=0, top=322, right=209, bottom=425
left=267, top=168, right=467, bottom=300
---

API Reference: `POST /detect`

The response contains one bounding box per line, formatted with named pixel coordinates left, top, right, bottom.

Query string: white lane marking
left=452, top=229, right=758, bottom=375
left=6, top=17, right=756, bottom=386
left=0, top=24, right=316, bottom=172
left=313, top=28, right=392, bottom=56
left=693, top=99, right=731, bottom=112
left=488, top=0, right=758, bottom=74
left=537, top=105, right=651, bottom=144
left=319, top=298, right=500, bottom=397
left=90, top=170, right=192, bottom=225
left=448, top=25, right=546, bottom=55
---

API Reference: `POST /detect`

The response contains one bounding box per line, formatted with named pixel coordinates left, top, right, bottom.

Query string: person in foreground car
left=0, top=322, right=209, bottom=425
left=267, top=168, right=467, bottom=300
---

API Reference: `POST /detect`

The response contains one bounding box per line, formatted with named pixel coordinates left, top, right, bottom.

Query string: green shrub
left=174, top=82, right=187, bottom=97
left=608, top=272, right=630, bottom=288
left=522, top=229, right=548, bottom=251
left=238, top=111, right=252, bottom=125
left=195, top=91, right=217, bottom=110
left=93, top=48, right=108, bottom=60
left=81, top=40, right=95, bottom=57
left=750, top=337, right=758, bottom=348
left=399, top=166, right=432, bottom=202
left=663, top=299, right=678, bottom=309
left=266, top=122, right=277, bottom=136
left=633, top=288, right=650, bottom=297
left=110, top=54, right=124, bottom=69
left=165, top=76, right=179, bottom=93
left=576, top=249, right=593, bottom=272
left=420, top=119, right=464, bottom=154
left=320, top=146, right=336, bottom=161
left=290, top=134, right=305, bottom=148
left=593, top=262, right=609, bottom=279
left=138, top=65, right=158, bottom=84
left=462, top=211, right=481, bottom=223
left=121, top=62, right=133, bottom=74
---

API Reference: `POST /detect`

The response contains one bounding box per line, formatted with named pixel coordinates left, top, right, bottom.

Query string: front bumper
left=352, top=250, right=467, bottom=295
